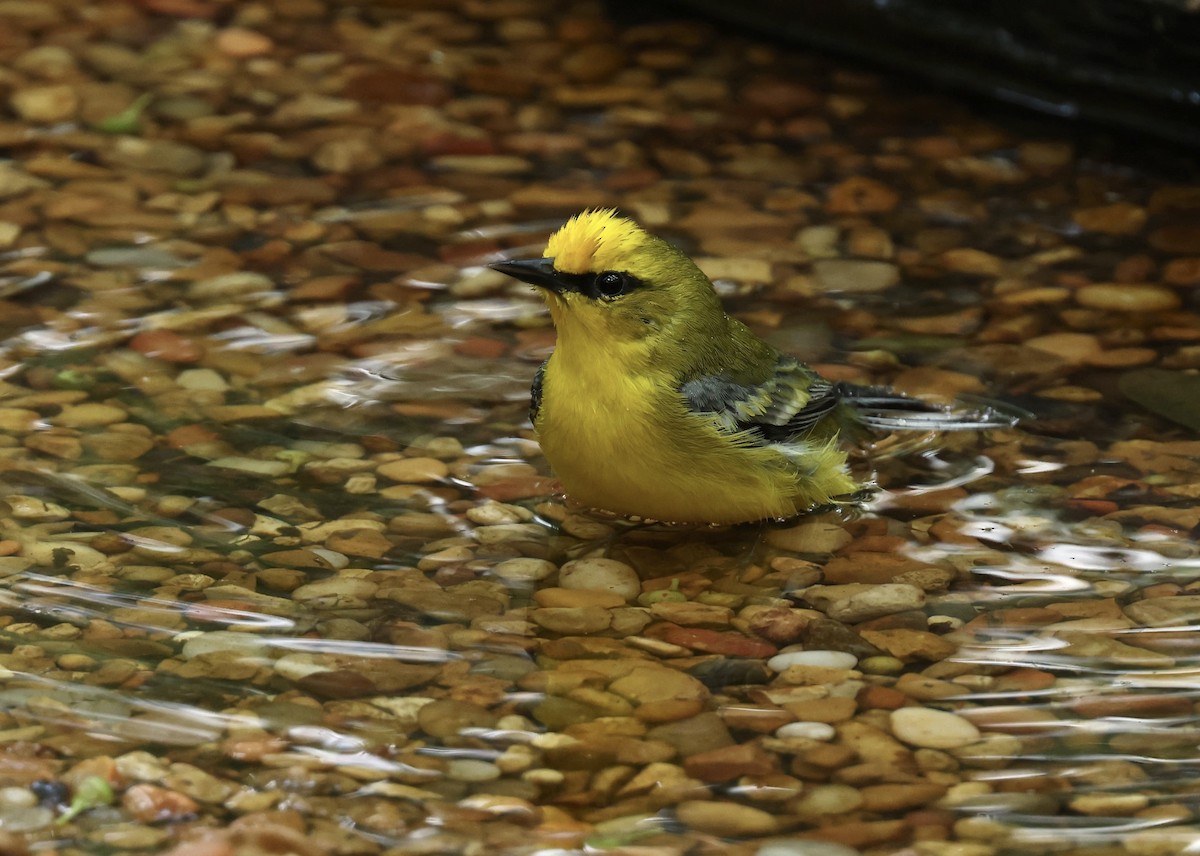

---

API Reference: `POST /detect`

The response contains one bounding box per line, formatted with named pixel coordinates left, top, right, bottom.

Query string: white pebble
left=0, top=787, right=35, bottom=808
left=775, top=721, right=836, bottom=741
left=492, top=558, right=557, bottom=582
left=309, top=548, right=350, bottom=570
left=891, top=706, right=981, bottom=749
left=767, top=650, right=858, bottom=672
left=558, top=558, right=641, bottom=601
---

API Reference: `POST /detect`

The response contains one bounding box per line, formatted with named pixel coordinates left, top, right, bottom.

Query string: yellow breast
left=535, top=351, right=812, bottom=524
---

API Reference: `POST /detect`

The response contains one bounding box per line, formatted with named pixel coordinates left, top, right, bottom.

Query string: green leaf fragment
left=585, top=818, right=662, bottom=848
left=637, top=578, right=685, bottom=606
left=275, top=449, right=311, bottom=471
left=52, top=369, right=94, bottom=390
left=94, top=93, right=153, bottom=135
left=57, top=775, right=115, bottom=824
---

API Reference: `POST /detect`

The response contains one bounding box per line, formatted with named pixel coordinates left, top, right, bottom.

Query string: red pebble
left=649, top=623, right=778, bottom=658
left=129, top=330, right=203, bottom=363
left=476, top=476, right=557, bottom=502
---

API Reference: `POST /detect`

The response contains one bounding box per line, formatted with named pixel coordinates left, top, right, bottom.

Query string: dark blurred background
left=659, top=0, right=1200, bottom=151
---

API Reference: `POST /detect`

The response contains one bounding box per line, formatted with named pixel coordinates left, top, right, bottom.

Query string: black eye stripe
left=591, top=270, right=641, bottom=300
left=546, top=269, right=644, bottom=300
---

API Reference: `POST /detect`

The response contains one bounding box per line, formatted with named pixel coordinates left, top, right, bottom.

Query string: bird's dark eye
left=595, top=271, right=629, bottom=298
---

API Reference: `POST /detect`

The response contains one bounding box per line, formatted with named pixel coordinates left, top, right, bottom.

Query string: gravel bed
left=0, top=1, right=1197, bottom=855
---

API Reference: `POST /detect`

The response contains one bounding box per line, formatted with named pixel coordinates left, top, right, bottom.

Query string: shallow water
left=0, top=1, right=1199, bottom=855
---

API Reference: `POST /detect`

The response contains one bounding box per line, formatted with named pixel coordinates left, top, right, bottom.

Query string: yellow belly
left=535, top=358, right=855, bottom=524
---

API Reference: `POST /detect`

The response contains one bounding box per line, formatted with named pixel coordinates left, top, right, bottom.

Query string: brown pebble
left=860, top=628, right=957, bottom=662
left=562, top=44, right=625, bottom=83
left=823, top=553, right=936, bottom=586
left=10, top=84, right=78, bottom=123
left=859, top=782, right=947, bottom=812
left=1073, top=202, right=1147, bottom=235
left=377, top=457, right=449, bottom=483
left=417, top=699, right=498, bottom=739
left=682, top=742, right=778, bottom=782
left=1075, top=283, right=1180, bottom=312
left=826, top=176, right=899, bottom=214
left=675, top=800, right=780, bottom=836
left=740, top=77, right=820, bottom=116
left=1163, top=257, right=1200, bottom=284
left=1069, top=693, right=1194, bottom=719
left=130, top=330, right=204, bottom=362
left=647, top=712, right=734, bottom=755
left=123, top=784, right=200, bottom=823
left=743, top=606, right=810, bottom=644
left=718, top=705, right=794, bottom=734
left=533, top=588, right=626, bottom=609
left=857, top=685, right=908, bottom=710
left=531, top=606, right=612, bottom=634
left=939, top=247, right=1002, bottom=275
left=783, top=696, right=857, bottom=723
left=215, top=28, right=274, bottom=57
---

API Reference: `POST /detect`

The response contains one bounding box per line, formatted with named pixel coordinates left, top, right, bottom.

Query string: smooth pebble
left=208, top=457, right=291, bottom=476
left=492, top=558, right=557, bottom=582
left=446, top=759, right=501, bottom=782
left=676, top=800, right=779, bottom=836
left=0, top=787, right=35, bottom=808
left=891, top=706, right=981, bottom=749
left=775, top=721, right=836, bottom=741
left=558, top=557, right=641, bottom=601
left=0, top=806, right=53, bottom=832
left=767, top=650, right=858, bottom=672
left=1075, top=283, right=1179, bottom=312
left=86, top=247, right=187, bottom=268
left=176, top=369, right=229, bottom=391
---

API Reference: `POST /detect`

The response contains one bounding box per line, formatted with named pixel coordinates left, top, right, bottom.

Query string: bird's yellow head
left=543, top=208, right=650, bottom=277
left=492, top=209, right=725, bottom=364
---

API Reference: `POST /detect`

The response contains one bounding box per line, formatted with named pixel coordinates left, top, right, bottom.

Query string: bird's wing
left=680, top=357, right=840, bottom=443
left=530, top=359, right=547, bottom=424
left=681, top=357, right=1019, bottom=441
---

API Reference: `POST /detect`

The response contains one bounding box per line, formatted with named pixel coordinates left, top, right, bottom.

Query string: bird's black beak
left=491, top=257, right=564, bottom=293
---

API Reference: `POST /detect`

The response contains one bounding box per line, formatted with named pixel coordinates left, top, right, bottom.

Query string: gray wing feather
left=681, top=358, right=1018, bottom=441
left=680, top=357, right=838, bottom=443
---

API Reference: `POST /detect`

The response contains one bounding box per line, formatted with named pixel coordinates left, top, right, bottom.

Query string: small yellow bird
left=493, top=209, right=1012, bottom=525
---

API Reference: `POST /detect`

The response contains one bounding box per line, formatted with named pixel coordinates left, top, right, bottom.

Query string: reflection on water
left=1, top=263, right=1198, bottom=854
left=0, top=367, right=1197, bottom=852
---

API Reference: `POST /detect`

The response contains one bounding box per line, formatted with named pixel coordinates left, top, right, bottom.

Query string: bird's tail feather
left=841, top=384, right=1023, bottom=432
